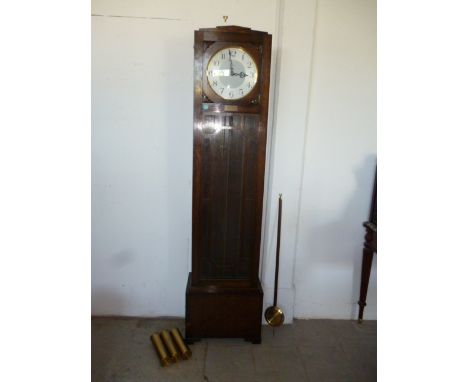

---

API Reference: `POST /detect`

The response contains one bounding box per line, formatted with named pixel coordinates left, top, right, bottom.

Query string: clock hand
left=232, top=72, right=249, bottom=78
left=228, top=50, right=234, bottom=76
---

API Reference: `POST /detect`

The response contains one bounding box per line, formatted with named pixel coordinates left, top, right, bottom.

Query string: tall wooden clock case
left=186, top=26, right=272, bottom=344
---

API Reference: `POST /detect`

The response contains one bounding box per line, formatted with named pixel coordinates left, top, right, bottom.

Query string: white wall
left=293, top=0, right=377, bottom=318
left=92, top=0, right=376, bottom=320
left=260, top=0, right=317, bottom=324
left=91, top=0, right=278, bottom=317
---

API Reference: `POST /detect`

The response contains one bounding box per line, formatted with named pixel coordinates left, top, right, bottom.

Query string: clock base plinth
left=185, top=273, right=263, bottom=344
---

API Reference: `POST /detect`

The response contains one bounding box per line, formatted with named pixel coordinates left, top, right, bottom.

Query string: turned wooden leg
left=358, top=230, right=375, bottom=322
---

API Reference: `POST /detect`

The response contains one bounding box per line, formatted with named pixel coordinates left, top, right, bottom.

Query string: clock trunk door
left=198, top=113, right=260, bottom=281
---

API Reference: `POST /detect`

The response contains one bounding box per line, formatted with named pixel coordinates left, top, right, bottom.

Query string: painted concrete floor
left=92, top=317, right=376, bottom=382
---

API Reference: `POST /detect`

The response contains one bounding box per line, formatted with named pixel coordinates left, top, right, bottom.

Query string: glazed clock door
left=198, top=112, right=260, bottom=282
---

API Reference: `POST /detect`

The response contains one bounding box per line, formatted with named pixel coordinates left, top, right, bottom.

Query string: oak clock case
left=186, top=26, right=272, bottom=344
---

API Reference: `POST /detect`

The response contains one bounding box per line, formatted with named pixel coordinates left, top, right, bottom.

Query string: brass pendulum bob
left=264, top=194, right=285, bottom=327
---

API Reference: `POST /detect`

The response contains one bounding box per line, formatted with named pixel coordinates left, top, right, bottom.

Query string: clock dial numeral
left=206, top=47, right=258, bottom=100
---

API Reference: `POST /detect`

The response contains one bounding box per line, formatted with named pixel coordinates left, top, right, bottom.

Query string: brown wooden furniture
left=185, top=26, right=272, bottom=344
left=358, top=169, right=377, bottom=322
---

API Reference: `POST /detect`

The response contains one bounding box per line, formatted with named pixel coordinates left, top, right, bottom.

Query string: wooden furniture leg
left=358, top=228, right=375, bottom=323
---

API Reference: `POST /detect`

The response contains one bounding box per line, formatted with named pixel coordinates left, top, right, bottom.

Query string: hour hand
left=233, top=72, right=248, bottom=78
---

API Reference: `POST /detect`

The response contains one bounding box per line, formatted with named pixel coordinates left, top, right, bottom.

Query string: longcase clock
left=185, top=26, right=272, bottom=344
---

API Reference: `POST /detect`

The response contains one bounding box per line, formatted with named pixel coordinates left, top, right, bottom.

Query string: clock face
left=206, top=47, right=258, bottom=100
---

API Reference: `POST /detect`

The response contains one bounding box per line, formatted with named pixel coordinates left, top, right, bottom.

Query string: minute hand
left=228, top=50, right=234, bottom=76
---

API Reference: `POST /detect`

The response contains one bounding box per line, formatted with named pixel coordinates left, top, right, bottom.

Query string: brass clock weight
left=150, top=328, right=192, bottom=367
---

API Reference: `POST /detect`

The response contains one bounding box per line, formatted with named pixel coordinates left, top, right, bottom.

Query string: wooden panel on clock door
left=198, top=113, right=260, bottom=281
